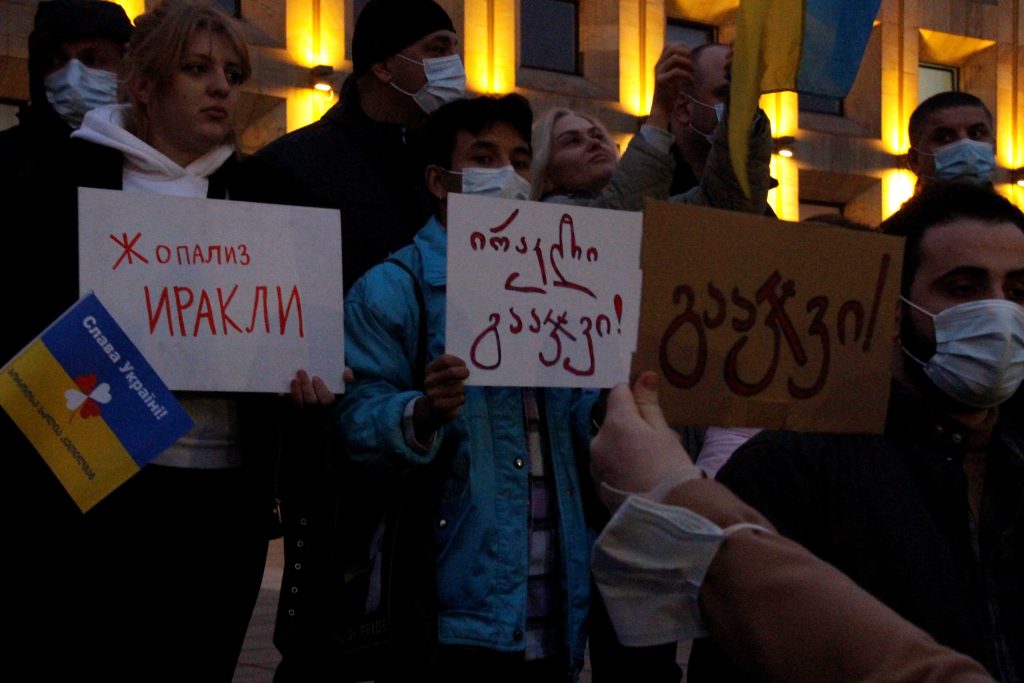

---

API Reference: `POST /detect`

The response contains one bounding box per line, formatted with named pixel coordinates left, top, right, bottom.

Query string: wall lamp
left=772, top=136, right=796, bottom=158
left=310, top=65, right=334, bottom=93
left=1012, top=167, right=1024, bottom=188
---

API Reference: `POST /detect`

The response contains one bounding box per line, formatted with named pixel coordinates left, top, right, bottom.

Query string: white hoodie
left=72, top=103, right=242, bottom=470
left=73, top=103, right=234, bottom=198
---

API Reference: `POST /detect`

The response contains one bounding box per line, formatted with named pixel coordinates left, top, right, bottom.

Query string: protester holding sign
left=4, top=2, right=276, bottom=679
left=338, top=94, right=600, bottom=681
left=687, top=182, right=1024, bottom=682
left=588, top=373, right=996, bottom=683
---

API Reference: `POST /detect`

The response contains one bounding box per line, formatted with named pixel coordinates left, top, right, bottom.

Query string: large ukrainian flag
left=0, top=293, right=192, bottom=511
left=730, top=0, right=883, bottom=195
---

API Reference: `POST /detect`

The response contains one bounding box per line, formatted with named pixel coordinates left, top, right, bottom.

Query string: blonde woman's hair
left=123, top=0, right=251, bottom=137
left=529, top=107, right=616, bottom=200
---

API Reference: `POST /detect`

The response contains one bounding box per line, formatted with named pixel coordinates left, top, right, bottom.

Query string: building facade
left=1, top=0, right=1021, bottom=220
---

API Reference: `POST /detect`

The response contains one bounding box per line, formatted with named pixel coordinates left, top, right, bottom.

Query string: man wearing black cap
left=237, top=0, right=465, bottom=292
left=0, top=0, right=132, bottom=186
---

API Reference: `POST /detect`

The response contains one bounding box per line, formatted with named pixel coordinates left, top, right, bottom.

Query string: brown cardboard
left=635, top=199, right=905, bottom=433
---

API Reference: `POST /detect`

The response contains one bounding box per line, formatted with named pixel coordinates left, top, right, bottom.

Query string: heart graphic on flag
left=65, top=374, right=113, bottom=421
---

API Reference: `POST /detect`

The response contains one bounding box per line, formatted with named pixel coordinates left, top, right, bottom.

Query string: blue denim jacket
left=338, top=216, right=598, bottom=676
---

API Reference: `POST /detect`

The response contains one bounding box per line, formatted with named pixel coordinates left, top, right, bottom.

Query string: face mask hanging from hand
left=917, top=138, right=996, bottom=185
left=391, top=54, right=466, bottom=114
left=901, top=297, right=1024, bottom=408
left=44, top=59, right=120, bottom=129
left=592, top=495, right=770, bottom=646
left=453, top=165, right=531, bottom=200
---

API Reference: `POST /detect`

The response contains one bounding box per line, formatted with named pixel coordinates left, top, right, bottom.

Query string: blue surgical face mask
left=901, top=296, right=1024, bottom=408
left=450, top=165, right=531, bottom=200
left=391, top=53, right=466, bottom=114
left=917, top=138, right=996, bottom=185
left=44, top=58, right=120, bottom=129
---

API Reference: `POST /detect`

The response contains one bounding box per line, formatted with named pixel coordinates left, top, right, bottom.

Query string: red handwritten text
left=658, top=254, right=891, bottom=400
left=143, top=284, right=304, bottom=337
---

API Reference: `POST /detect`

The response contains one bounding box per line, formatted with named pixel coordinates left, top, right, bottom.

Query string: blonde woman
left=530, top=44, right=690, bottom=208
left=531, top=43, right=771, bottom=215
left=7, top=2, right=273, bottom=679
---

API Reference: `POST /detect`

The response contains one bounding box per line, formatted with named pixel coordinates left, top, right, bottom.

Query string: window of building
left=918, top=63, right=958, bottom=103
left=665, top=19, right=716, bottom=49
left=520, top=0, right=580, bottom=75
left=215, top=0, right=241, bottom=19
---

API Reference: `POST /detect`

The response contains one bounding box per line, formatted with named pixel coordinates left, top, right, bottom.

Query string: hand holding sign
left=590, top=372, right=696, bottom=511
left=0, top=293, right=193, bottom=511
left=78, top=188, right=346, bottom=393
left=636, top=200, right=904, bottom=434
left=446, top=194, right=642, bottom=388
left=413, top=354, right=469, bottom=443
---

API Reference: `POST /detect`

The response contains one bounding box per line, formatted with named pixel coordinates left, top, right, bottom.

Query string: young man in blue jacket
left=338, top=94, right=599, bottom=682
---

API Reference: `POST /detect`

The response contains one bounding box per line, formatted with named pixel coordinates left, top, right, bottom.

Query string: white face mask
left=391, top=53, right=466, bottom=114
left=902, top=297, right=1024, bottom=408
left=452, top=165, right=531, bottom=200
left=685, top=93, right=725, bottom=141
left=591, top=495, right=770, bottom=646
left=44, top=58, right=120, bottom=129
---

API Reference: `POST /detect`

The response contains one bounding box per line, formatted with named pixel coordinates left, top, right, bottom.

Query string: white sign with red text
left=446, top=194, right=642, bottom=388
left=78, top=188, right=345, bottom=393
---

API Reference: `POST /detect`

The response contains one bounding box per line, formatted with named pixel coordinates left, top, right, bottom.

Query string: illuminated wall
left=620, top=0, right=666, bottom=117
left=465, top=0, right=515, bottom=93
left=995, top=0, right=1023, bottom=207
left=285, top=0, right=343, bottom=131
left=99, top=0, right=1024, bottom=215
left=760, top=91, right=799, bottom=221
left=879, top=3, right=917, bottom=218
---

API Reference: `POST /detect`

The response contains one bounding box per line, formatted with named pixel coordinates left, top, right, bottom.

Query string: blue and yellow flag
left=0, top=293, right=192, bottom=511
left=730, top=0, right=883, bottom=195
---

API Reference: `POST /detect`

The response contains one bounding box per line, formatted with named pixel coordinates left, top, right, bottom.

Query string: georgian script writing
left=658, top=254, right=891, bottom=400
left=464, top=209, right=625, bottom=378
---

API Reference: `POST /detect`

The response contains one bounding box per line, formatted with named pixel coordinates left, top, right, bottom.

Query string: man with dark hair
left=237, top=0, right=464, bottom=291
left=688, top=182, right=1024, bottom=682
left=907, top=91, right=996, bottom=187
left=337, top=94, right=599, bottom=681
left=0, top=0, right=132, bottom=186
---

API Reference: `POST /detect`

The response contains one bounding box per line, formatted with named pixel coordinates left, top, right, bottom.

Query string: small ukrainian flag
left=0, top=293, right=192, bottom=511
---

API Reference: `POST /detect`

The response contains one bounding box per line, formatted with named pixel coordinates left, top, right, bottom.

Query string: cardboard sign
left=636, top=200, right=904, bottom=433
left=0, top=293, right=193, bottom=511
left=446, top=194, right=643, bottom=388
left=78, top=188, right=345, bottom=393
